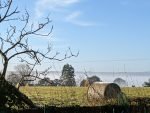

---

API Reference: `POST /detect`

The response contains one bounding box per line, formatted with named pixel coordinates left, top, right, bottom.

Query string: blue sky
left=3, top=0, right=150, bottom=72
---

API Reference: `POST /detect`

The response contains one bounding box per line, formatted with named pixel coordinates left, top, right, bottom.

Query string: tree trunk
left=2, top=61, right=8, bottom=78
left=1, top=56, right=8, bottom=79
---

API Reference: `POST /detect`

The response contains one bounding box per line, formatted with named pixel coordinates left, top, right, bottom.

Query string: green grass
left=122, top=87, right=150, bottom=98
left=20, top=86, right=150, bottom=106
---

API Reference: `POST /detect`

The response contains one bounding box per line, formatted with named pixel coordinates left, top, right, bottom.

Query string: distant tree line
left=7, top=63, right=76, bottom=87
left=113, top=78, right=127, bottom=87
left=80, top=75, right=102, bottom=87
left=7, top=64, right=150, bottom=87
left=143, top=79, right=150, bottom=87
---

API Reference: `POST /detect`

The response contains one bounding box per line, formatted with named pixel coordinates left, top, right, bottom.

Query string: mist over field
left=40, top=71, right=149, bottom=87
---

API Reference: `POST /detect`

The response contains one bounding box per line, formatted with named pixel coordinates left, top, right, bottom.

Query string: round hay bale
left=87, top=82, right=121, bottom=103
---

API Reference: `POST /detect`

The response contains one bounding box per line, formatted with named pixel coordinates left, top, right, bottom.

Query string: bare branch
left=0, top=0, right=78, bottom=79
left=0, top=0, right=19, bottom=23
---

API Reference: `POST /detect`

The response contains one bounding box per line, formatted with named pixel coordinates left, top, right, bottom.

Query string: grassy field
left=20, top=86, right=150, bottom=106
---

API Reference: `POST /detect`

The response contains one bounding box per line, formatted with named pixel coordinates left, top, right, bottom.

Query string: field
left=20, top=86, right=150, bottom=106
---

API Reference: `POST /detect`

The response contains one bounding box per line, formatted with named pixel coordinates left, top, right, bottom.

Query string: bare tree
left=7, top=63, right=55, bottom=89
left=7, top=71, right=21, bottom=86
left=7, top=64, right=34, bottom=88
left=0, top=0, right=78, bottom=79
left=0, top=0, right=78, bottom=109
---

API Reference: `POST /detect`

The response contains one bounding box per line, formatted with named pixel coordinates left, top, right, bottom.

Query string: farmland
left=20, top=86, right=150, bottom=106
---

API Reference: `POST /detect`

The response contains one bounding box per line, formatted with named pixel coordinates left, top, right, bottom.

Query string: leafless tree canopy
left=0, top=0, right=78, bottom=79
left=7, top=64, right=34, bottom=88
